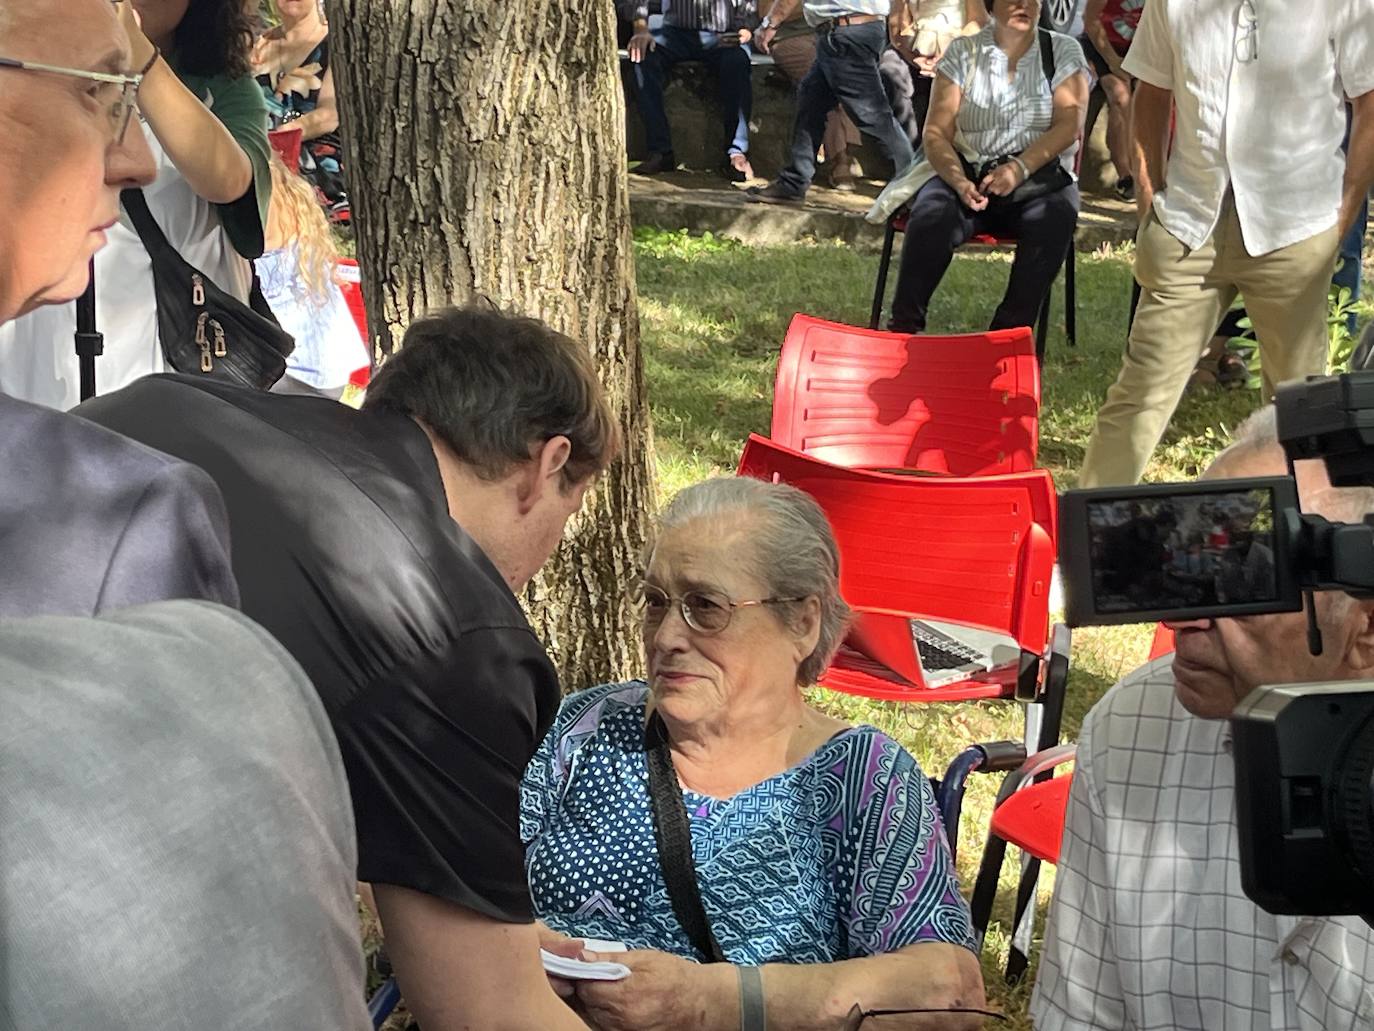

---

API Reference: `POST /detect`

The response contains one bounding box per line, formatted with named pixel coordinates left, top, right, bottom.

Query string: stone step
left=629, top=170, right=1139, bottom=252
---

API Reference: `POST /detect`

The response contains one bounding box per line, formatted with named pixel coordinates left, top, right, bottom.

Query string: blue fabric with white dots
left=520, top=681, right=976, bottom=964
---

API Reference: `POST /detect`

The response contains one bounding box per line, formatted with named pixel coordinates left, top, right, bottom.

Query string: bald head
left=1206, top=406, right=1374, bottom=525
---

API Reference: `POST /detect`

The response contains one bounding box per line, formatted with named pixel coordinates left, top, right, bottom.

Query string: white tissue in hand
left=541, top=939, right=631, bottom=982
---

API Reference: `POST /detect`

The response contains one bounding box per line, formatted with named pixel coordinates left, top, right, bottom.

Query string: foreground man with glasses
left=1077, top=0, right=1374, bottom=489
left=520, top=476, right=989, bottom=1031
left=0, top=1, right=369, bottom=1027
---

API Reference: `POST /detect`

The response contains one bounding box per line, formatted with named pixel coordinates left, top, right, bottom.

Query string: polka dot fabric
left=520, top=682, right=976, bottom=964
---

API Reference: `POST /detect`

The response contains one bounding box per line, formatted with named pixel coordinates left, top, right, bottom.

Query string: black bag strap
left=1039, top=28, right=1056, bottom=87
left=120, top=187, right=181, bottom=264
left=644, top=711, right=727, bottom=963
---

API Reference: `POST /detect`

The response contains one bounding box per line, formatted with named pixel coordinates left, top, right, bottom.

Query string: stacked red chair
left=746, top=314, right=1078, bottom=980
left=771, top=314, right=1040, bottom=477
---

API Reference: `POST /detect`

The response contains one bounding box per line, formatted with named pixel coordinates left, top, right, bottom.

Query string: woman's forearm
left=138, top=57, right=254, bottom=204
left=1018, top=115, right=1079, bottom=175
left=924, top=127, right=966, bottom=186
left=292, top=105, right=339, bottom=140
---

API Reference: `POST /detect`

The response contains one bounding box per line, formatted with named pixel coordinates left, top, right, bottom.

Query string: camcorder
left=1058, top=371, right=1374, bottom=923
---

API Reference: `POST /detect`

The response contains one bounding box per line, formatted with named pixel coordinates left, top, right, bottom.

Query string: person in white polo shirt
left=1078, top=0, right=1374, bottom=488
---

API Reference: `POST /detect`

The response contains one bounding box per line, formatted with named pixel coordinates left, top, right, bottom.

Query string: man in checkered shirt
left=1033, top=406, right=1374, bottom=1031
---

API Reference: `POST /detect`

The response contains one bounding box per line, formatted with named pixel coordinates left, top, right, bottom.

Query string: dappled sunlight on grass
left=632, top=225, right=1275, bottom=1026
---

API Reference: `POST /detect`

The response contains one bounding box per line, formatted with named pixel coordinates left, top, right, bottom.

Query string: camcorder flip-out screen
left=1059, top=477, right=1303, bottom=627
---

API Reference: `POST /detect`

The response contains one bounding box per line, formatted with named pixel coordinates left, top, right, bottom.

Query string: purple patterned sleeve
left=833, top=733, right=976, bottom=956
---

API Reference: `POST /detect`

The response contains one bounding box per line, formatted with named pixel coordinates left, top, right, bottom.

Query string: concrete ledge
left=628, top=171, right=1138, bottom=252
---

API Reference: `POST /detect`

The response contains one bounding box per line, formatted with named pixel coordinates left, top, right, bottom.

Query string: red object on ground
left=1149, top=623, right=1175, bottom=660
left=334, top=258, right=371, bottom=388
left=772, top=314, right=1040, bottom=477
left=268, top=125, right=303, bottom=173
left=737, top=434, right=1057, bottom=702
left=989, top=771, right=1074, bottom=863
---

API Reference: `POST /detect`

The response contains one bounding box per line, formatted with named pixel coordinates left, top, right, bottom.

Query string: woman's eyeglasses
left=0, top=58, right=143, bottom=144
left=634, top=582, right=805, bottom=635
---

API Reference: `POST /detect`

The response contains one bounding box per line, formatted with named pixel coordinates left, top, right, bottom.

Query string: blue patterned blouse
left=519, top=681, right=975, bottom=964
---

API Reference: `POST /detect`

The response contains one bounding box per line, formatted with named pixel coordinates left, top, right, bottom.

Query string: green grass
left=632, top=224, right=1307, bottom=1028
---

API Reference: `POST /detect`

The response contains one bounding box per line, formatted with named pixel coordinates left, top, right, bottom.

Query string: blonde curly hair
left=266, top=151, right=339, bottom=304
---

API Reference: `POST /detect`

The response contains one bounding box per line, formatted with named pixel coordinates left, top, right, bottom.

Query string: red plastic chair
left=268, top=125, right=303, bottom=174
left=1149, top=623, right=1175, bottom=659
left=737, top=434, right=1058, bottom=705
left=869, top=142, right=1085, bottom=360
left=968, top=743, right=1077, bottom=982
left=770, top=314, right=1040, bottom=477
left=335, top=258, right=372, bottom=389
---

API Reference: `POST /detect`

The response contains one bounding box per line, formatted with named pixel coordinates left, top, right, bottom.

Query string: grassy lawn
left=633, top=224, right=1302, bottom=1028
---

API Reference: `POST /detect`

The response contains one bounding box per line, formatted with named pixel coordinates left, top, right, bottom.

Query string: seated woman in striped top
left=873, top=0, right=1089, bottom=336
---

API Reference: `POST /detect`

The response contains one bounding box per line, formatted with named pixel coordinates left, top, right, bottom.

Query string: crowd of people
left=5, top=0, right=1374, bottom=1030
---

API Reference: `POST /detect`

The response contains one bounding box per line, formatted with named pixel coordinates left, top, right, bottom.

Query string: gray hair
left=1214, top=405, right=1374, bottom=523
left=654, top=477, right=852, bottom=686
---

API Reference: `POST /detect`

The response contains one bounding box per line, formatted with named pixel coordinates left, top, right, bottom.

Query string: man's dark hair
left=363, top=305, right=619, bottom=486
left=175, top=0, right=256, bottom=80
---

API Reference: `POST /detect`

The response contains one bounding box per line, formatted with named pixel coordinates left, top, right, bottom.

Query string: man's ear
left=514, top=436, right=572, bottom=515
left=1346, top=599, right=1374, bottom=675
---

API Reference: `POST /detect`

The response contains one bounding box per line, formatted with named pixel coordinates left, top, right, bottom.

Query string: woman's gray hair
left=654, top=477, right=853, bottom=687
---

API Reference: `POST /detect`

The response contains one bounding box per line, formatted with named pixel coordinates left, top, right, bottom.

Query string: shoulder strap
left=120, top=187, right=179, bottom=264
left=1039, top=28, right=1056, bottom=86
left=644, top=711, right=727, bottom=963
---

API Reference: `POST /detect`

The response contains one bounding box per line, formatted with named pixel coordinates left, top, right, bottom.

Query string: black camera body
left=1058, top=370, right=1374, bottom=920
left=1231, top=682, right=1374, bottom=918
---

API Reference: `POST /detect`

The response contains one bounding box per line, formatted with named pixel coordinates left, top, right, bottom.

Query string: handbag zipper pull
left=212, top=319, right=226, bottom=358
left=195, top=311, right=209, bottom=346
left=192, top=274, right=205, bottom=307
left=199, top=342, right=213, bottom=373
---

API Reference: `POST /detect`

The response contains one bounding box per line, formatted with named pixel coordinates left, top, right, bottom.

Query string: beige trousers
left=1078, top=196, right=1339, bottom=487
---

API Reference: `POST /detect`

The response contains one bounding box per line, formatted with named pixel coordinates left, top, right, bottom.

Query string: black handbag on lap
left=121, top=188, right=293, bottom=390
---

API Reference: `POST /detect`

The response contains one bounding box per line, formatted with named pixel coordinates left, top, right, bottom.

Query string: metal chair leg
left=870, top=219, right=897, bottom=331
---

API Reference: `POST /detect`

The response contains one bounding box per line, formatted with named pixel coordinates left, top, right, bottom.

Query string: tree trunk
left=328, top=0, right=654, bottom=689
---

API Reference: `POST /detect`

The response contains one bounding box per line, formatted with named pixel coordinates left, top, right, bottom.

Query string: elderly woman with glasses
left=520, top=477, right=985, bottom=1031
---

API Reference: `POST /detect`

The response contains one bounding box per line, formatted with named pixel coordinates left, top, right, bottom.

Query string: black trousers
left=888, top=175, right=1079, bottom=333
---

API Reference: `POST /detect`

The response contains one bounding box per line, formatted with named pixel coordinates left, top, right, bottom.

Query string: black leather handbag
left=121, top=188, right=293, bottom=390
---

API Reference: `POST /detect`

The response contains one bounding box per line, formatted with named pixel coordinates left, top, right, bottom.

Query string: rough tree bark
left=328, top=0, right=654, bottom=689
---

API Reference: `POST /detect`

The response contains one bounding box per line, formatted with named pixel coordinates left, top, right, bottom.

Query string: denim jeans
left=634, top=25, right=752, bottom=158
left=776, top=20, right=913, bottom=195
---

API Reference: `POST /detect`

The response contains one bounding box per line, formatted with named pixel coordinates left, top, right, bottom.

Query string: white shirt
left=1031, top=657, right=1374, bottom=1031
left=257, top=244, right=368, bottom=393
left=0, top=119, right=253, bottom=411
left=1123, top=0, right=1374, bottom=257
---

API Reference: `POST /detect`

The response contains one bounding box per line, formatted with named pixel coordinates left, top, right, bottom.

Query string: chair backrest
left=771, top=314, right=1040, bottom=477
left=737, top=434, right=1056, bottom=686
